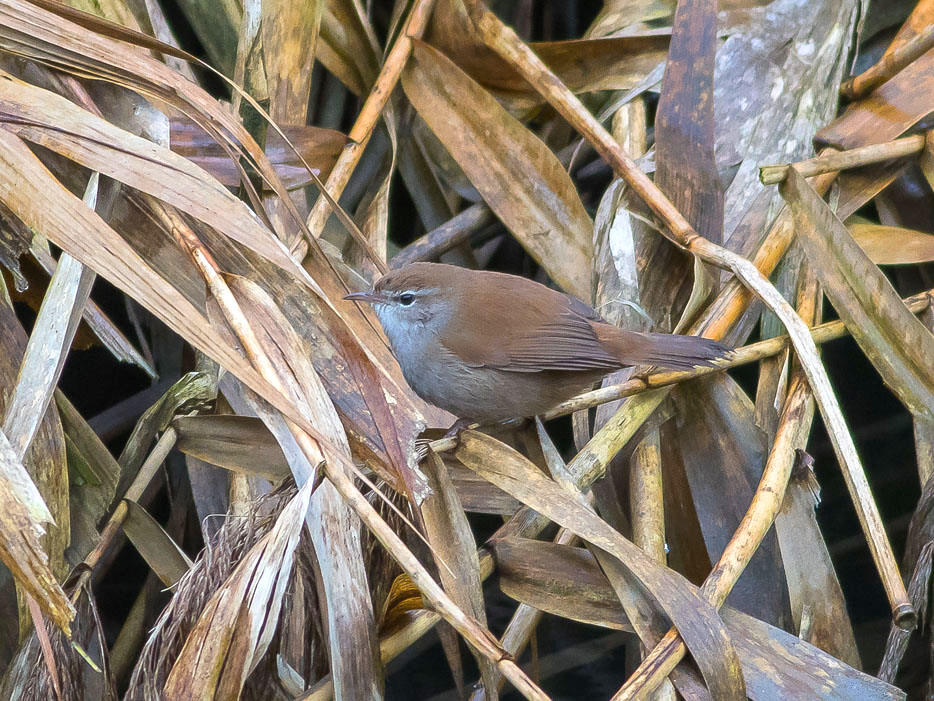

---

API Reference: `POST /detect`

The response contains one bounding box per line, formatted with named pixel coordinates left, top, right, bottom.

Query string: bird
left=345, top=262, right=729, bottom=426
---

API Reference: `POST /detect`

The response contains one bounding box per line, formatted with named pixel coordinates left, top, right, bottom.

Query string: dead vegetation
left=0, top=0, right=933, bottom=698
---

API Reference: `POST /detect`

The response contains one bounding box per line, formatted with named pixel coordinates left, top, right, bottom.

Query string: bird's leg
left=413, top=419, right=480, bottom=463
left=443, top=417, right=480, bottom=439
left=414, top=418, right=525, bottom=462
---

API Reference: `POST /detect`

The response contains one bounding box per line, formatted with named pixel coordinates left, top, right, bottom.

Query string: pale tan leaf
left=0, top=73, right=310, bottom=285
left=174, top=415, right=290, bottom=480
left=0, top=128, right=362, bottom=494
left=846, top=215, right=934, bottom=265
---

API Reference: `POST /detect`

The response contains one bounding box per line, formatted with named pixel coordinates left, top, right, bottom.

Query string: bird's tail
left=597, top=327, right=731, bottom=371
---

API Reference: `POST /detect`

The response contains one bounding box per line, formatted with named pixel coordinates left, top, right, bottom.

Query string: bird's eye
left=399, top=293, right=416, bottom=306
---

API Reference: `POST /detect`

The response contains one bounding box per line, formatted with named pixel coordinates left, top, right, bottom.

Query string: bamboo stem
left=391, top=203, right=495, bottom=268
left=304, top=0, right=437, bottom=250
left=464, top=0, right=910, bottom=632
left=841, top=24, right=934, bottom=99
left=759, top=134, right=925, bottom=185
left=613, top=262, right=823, bottom=700
left=72, top=427, right=177, bottom=602
left=630, top=431, right=676, bottom=701
left=613, top=377, right=814, bottom=701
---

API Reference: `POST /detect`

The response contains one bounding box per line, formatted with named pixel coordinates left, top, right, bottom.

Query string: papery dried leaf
left=170, top=118, right=345, bottom=190
left=496, top=537, right=903, bottom=701
left=716, top=0, right=859, bottom=245
left=0, top=73, right=308, bottom=283
left=55, top=391, right=121, bottom=565
left=121, top=500, right=192, bottom=588
left=846, top=215, right=934, bottom=264
left=656, top=0, right=721, bottom=245
left=174, top=415, right=290, bottom=481
left=428, top=0, right=668, bottom=109
left=261, top=0, right=322, bottom=120
left=816, top=52, right=934, bottom=148
left=782, top=168, right=934, bottom=418
left=669, top=376, right=792, bottom=628
left=0, top=199, right=31, bottom=291
left=318, top=0, right=380, bottom=96
left=0, top=276, right=70, bottom=633
left=0, top=128, right=358, bottom=497
left=455, top=431, right=745, bottom=700
left=775, top=452, right=861, bottom=667
left=0, top=0, right=320, bottom=255
left=3, top=248, right=93, bottom=460
left=117, top=372, right=216, bottom=487
left=402, top=39, right=593, bottom=300
left=588, top=0, right=676, bottom=36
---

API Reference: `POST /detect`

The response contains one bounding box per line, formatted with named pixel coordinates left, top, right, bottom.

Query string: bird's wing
left=439, top=291, right=623, bottom=373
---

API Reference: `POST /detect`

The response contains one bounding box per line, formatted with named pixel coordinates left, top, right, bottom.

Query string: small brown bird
left=345, top=263, right=728, bottom=424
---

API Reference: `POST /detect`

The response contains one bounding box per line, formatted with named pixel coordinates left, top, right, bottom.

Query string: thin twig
left=760, top=134, right=925, bottom=185
left=304, top=0, right=437, bottom=256
left=391, top=203, right=495, bottom=268
left=841, top=24, right=934, bottom=99
left=72, top=427, right=177, bottom=600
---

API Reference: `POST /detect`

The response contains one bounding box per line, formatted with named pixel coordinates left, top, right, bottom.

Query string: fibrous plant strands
left=123, top=477, right=405, bottom=700
left=124, top=483, right=307, bottom=701
left=1, top=587, right=115, bottom=701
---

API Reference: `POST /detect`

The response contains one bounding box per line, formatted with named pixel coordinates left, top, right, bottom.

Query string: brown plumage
left=346, top=263, right=729, bottom=422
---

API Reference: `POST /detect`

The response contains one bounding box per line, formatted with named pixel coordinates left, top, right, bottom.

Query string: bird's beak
left=343, top=290, right=386, bottom=304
